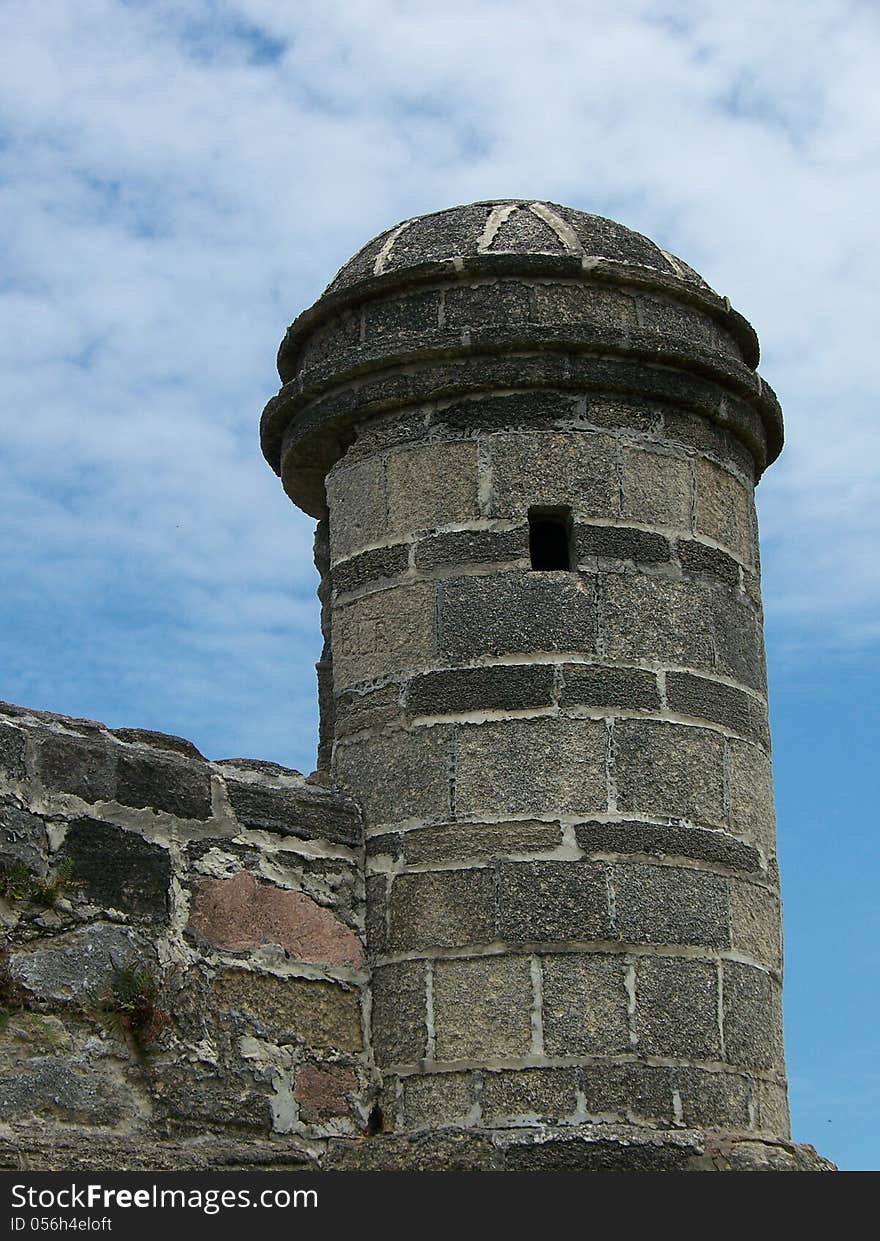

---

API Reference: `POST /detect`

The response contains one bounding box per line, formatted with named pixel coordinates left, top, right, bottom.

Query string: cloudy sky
left=1, top=0, right=877, bottom=1168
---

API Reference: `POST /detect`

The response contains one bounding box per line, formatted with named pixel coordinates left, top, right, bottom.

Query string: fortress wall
left=0, top=702, right=367, bottom=1169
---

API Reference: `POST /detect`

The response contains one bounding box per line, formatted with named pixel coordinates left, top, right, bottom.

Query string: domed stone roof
left=323, top=200, right=711, bottom=297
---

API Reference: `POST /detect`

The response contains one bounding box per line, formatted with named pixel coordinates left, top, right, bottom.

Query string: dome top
left=324, top=199, right=711, bottom=297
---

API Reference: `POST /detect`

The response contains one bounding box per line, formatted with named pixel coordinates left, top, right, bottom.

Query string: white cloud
left=1, top=0, right=878, bottom=763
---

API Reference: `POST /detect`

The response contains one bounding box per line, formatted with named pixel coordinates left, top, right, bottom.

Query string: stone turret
left=261, top=200, right=829, bottom=1170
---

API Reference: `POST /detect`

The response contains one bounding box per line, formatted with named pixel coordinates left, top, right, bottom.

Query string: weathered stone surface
left=150, top=1066, right=273, bottom=1135
left=432, top=955, right=532, bottom=1061
left=614, top=719, right=725, bottom=826
left=580, top=1062, right=674, bottom=1125
left=385, top=441, right=480, bottom=535
left=364, top=872, right=388, bottom=954
left=499, top=1129, right=702, bottom=1172
left=559, top=664, right=659, bottom=710
left=9, top=923, right=139, bottom=1004
left=575, top=524, right=670, bottom=565
left=532, top=282, right=636, bottom=330
left=333, top=581, right=435, bottom=687
left=415, top=526, right=527, bottom=570
left=0, top=795, right=47, bottom=872
left=0, top=721, right=26, bottom=780
left=334, top=683, right=402, bottom=737
left=115, top=750, right=211, bottom=819
left=677, top=538, right=741, bottom=586
left=722, top=961, right=783, bottom=1070
left=326, top=455, right=388, bottom=560
left=575, top=819, right=760, bottom=873
left=444, top=280, right=531, bottom=328
left=334, top=725, right=451, bottom=825
left=371, top=961, right=426, bottom=1065
left=480, top=1067, right=578, bottom=1124
left=497, top=860, right=610, bottom=943
left=212, top=969, right=363, bottom=1052
left=666, top=670, right=767, bottom=745
left=612, top=862, right=730, bottom=947
left=58, top=818, right=171, bottom=920
left=389, top=867, right=495, bottom=950
left=694, top=457, right=754, bottom=564
left=456, top=717, right=606, bottom=818
left=541, top=954, right=630, bottom=1056
left=224, top=778, right=361, bottom=846
left=673, top=1066, right=752, bottom=1130
left=188, top=871, right=363, bottom=967
left=363, top=288, right=440, bottom=339
left=407, top=664, right=555, bottom=716
left=432, top=390, right=578, bottom=434
left=620, top=445, right=692, bottom=529
left=728, top=879, right=782, bottom=968
left=402, top=820, right=562, bottom=865
left=110, top=728, right=203, bottom=758
left=294, top=1063, right=359, bottom=1123
left=634, top=956, right=721, bottom=1059
left=753, top=1077, right=790, bottom=1137
left=0, top=1055, right=132, bottom=1126
left=711, top=592, right=767, bottom=691
left=601, top=574, right=715, bottom=671
left=400, top=1072, right=474, bottom=1129
left=727, top=738, right=776, bottom=856
left=438, top=570, right=597, bottom=661
left=486, top=431, right=618, bottom=520
left=33, top=730, right=115, bottom=803
left=332, top=542, right=409, bottom=595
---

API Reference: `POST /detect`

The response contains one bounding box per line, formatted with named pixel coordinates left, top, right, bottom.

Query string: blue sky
left=1, top=0, right=877, bottom=1169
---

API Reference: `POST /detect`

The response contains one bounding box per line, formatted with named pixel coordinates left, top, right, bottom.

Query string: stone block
left=532, top=282, right=636, bottom=330
left=385, top=441, right=480, bottom=535
left=677, top=538, right=740, bottom=587
left=541, top=953, right=630, bottom=1056
left=363, top=288, right=440, bottom=339
left=326, top=454, right=388, bottom=560
left=575, top=819, right=760, bottom=873
left=364, top=873, right=388, bottom=955
left=58, top=818, right=171, bottom=920
left=110, top=728, right=203, bottom=758
left=575, top=524, right=670, bottom=565
left=480, top=1067, right=578, bottom=1124
left=212, top=969, right=363, bottom=1052
left=754, top=1077, right=790, bottom=1137
left=407, top=665, right=555, bottom=716
left=334, top=683, right=402, bottom=738
left=9, top=923, right=138, bottom=1004
left=433, top=390, right=578, bottom=433
left=400, top=1072, right=475, bottom=1129
left=486, top=431, right=619, bottom=520
left=722, top=961, right=783, bottom=1070
left=332, top=582, right=436, bottom=688
left=620, top=445, right=692, bottom=529
left=0, top=1056, right=131, bottom=1126
left=224, top=778, right=361, bottom=846
left=0, top=721, right=26, bottom=780
left=601, top=574, right=715, bottom=672
left=371, top=961, right=427, bottom=1066
left=33, top=731, right=115, bottom=803
left=0, top=796, right=47, bottom=873
left=444, top=280, right=531, bottom=327
left=559, top=663, right=659, bottom=711
left=402, top=820, right=562, bottom=866
left=666, top=671, right=767, bottom=745
left=150, top=1067, right=272, bottom=1135
left=634, top=956, right=721, bottom=1059
left=455, top=717, right=606, bottom=819
left=332, top=543, right=409, bottom=595
left=728, top=879, right=782, bottom=969
left=727, top=739, right=776, bottom=857
left=388, top=867, right=496, bottom=950
left=694, top=457, right=755, bottom=564
left=294, top=1063, right=359, bottom=1124
left=497, top=860, right=610, bottom=943
left=187, top=871, right=363, bottom=967
left=673, top=1066, right=752, bottom=1129
left=614, top=719, right=725, bottom=826
left=438, top=570, right=597, bottom=661
left=612, top=862, right=730, bottom=947
left=712, top=593, right=767, bottom=691
left=637, top=294, right=717, bottom=349
left=580, top=1062, right=674, bottom=1125
left=334, top=725, right=451, bottom=826
left=115, top=750, right=211, bottom=820
left=414, top=526, right=527, bottom=570
left=432, top=955, right=532, bottom=1061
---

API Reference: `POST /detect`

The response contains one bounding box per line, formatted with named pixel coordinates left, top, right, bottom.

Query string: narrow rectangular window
left=528, top=507, right=573, bottom=571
